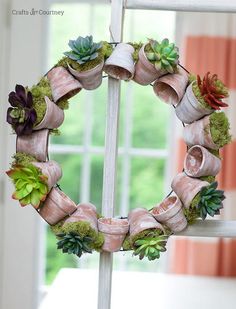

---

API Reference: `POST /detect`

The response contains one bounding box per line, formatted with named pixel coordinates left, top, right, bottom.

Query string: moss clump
left=200, top=175, right=216, bottom=183
left=101, top=41, right=113, bottom=59
left=51, top=220, right=104, bottom=251
left=122, top=235, right=133, bottom=251
left=185, top=192, right=201, bottom=224
left=131, top=228, right=163, bottom=245
left=12, top=152, right=37, bottom=166
left=49, top=128, right=61, bottom=136
left=209, top=112, right=231, bottom=148
left=129, top=42, right=142, bottom=62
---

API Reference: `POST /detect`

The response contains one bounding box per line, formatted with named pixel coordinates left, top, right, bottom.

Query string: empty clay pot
left=16, top=129, right=49, bottom=162
left=133, top=45, right=162, bottom=85
left=128, top=208, right=165, bottom=238
left=151, top=196, right=187, bottom=233
left=64, top=202, right=98, bottom=232
left=183, top=115, right=218, bottom=150
left=38, top=187, right=77, bottom=225
left=184, top=145, right=221, bottom=177
left=103, top=43, right=135, bottom=80
left=32, top=160, right=62, bottom=190
left=175, top=82, right=213, bottom=124
left=153, top=66, right=189, bottom=105
left=171, top=172, right=209, bottom=209
left=34, top=96, right=64, bottom=130
left=47, top=66, right=82, bottom=102
left=68, top=60, right=104, bottom=90
left=98, top=217, right=129, bottom=252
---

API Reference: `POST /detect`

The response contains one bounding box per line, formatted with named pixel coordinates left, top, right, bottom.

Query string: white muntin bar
left=126, top=0, right=236, bottom=13
left=97, top=1, right=124, bottom=309
left=175, top=220, right=236, bottom=238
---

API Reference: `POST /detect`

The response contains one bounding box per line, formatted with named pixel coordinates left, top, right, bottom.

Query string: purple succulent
left=6, top=84, right=37, bottom=136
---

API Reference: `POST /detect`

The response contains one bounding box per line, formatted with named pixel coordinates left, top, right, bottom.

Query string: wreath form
left=6, top=36, right=231, bottom=261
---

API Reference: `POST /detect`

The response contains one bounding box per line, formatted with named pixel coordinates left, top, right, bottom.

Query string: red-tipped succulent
left=6, top=84, right=37, bottom=136
left=197, top=72, right=229, bottom=110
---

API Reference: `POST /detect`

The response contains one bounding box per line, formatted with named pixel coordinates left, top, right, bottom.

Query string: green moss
left=56, top=47, right=104, bottom=73
left=131, top=228, right=163, bottom=245
left=12, top=152, right=37, bottom=166
left=30, top=77, right=51, bottom=125
left=101, top=41, right=113, bottom=59
left=185, top=192, right=201, bottom=224
left=56, top=99, right=69, bottom=110
left=209, top=112, right=231, bottom=148
left=122, top=235, right=133, bottom=251
left=200, top=175, right=216, bottom=183
left=214, top=79, right=229, bottom=97
left=49, top=128, right=61, bottom=136
left=129, top=42, right=143, bottom=62
left=190, top=75, right=212, bottom=110
left=51, top=221, right=104, bottom=251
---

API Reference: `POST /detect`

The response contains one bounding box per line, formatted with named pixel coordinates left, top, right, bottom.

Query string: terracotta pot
left=32, top=160, right=62, bottom=190
left=64, top=202, right=98, bottom=232
left=47, top=66, right=82, bottom=102
left=153, top=66, right=189, bottom=105
left=68, top=60, right=104, bottom=90
left=16, top=129, right=49, bottom=162
left=98, top=218, right=129, bottom=252
left=34, top=96, right=64, bottom=130
left=183, top=115, right=218, bottom=149
left=151, top=196, right=187, bottom=232
left=103, top=43, right=135, bottom=80
left=38, top=187, right=77, bottom=225
left=175, top=82, right=213, bottom=124
left=128, top=208, right=165, bottom=238
left=184, top=145, right=221, bottom=177
left=171, top=172, right=209, bottom=209
left=133, top=45, right=162, bottom=85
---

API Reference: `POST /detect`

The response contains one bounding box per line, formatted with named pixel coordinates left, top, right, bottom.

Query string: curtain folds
left=169, top=12, right=236, bottom=277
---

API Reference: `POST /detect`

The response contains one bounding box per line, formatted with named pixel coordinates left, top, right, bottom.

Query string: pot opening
left=105, top=65, right=132, bottom=80
left=152, top=196, right=177, bottom=214
left=185, top=146, right=203, bottom=175
left=154, top=81, right=178, bottom=105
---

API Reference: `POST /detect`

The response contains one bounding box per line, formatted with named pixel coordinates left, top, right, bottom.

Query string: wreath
left=6, top=36, right=231, bottom=261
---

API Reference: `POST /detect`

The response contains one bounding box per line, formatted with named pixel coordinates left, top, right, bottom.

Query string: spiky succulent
left=197, top=182, right=225, bottom=220
left=6, top=85, right=37, bottom=136
left=146, top=38, right=179, bottom=73
left=133, top=234, right=168, bottom=261
left=197, top=72, right=229, bottom=110
left=56, top=232, right=93, bottom=257
left=64, top=35, right=102, bottom=64
left=6, top=164, right=49, bottom=208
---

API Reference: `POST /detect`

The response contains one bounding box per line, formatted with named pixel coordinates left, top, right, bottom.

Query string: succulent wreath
left=6, top=35, right=231, bottom=261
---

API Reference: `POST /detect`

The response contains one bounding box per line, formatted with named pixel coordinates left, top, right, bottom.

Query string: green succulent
left=6, top=164, right=49, bottom=208
left=64, top=35, right=102, bottom=64
left=133, top=234, right=168, bottom=261
left=197, top=182, right=225, bottom=220
left=56, top=232, right=93, bottom=257
left=146, top=38, right=179, bottom=73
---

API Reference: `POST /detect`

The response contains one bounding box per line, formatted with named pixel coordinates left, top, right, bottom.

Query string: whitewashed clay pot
left=64, top=203, right=98, bottom=232
left=175, top=82, right=213, bottom=124
left=184, top=145, right=221, bottom=177
left=47, top=66, right=82, bottom=102
left=128, top=208, right=165, bottom=238
left=171, top=172, right=209, bottom=209
left=16, top=129, right=49, bottom=162
left=153, top=66, right=189, bottom=105
left=68, top=60, right=104, bottom=90
left=133, top=45, right=162, bottom=85
left=151, top=196, right=187, bottom=233
left=34, top=96, right=64, bottom=130
left=98, top=218, right=129, bottom=252
left=32, top=160, right=62, bottom=190
left=103, top=43, right=135, bottom=80
left=38, top=187, right=77, bottom=225
left=183, top=115, right=218, bottom=150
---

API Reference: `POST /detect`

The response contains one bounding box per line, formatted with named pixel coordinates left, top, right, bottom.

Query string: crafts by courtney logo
left=11, top=8, right=64, bottom=16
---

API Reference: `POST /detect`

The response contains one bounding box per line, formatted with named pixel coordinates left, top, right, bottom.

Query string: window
left=45, top=1, right=176, bottom=284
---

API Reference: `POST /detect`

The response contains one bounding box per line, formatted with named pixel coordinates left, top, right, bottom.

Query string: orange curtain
left=169, top=13, right=236, bottom=277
